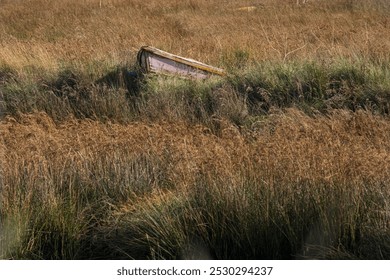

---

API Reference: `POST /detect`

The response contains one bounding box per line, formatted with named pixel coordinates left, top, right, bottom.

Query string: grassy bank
left=2, top=59, right=390, bottom=125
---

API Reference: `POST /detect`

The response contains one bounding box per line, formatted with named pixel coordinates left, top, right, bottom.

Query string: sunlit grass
left=1, top=0, right=390, bottom=259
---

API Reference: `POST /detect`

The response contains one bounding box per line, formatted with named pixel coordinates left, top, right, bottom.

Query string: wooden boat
left=137, top=46, right=225, bottom=79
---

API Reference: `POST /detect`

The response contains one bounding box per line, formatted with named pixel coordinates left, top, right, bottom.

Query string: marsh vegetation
left=1, top=0, right=390, bottom=259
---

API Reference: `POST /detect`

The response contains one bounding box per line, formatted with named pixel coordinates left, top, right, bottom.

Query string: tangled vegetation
left=1, top=0, right=390, bottom=259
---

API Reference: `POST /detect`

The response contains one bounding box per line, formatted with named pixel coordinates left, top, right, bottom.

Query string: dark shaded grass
left=5, top=151, right=382, bottom=260
left=141, top=179, right=386, bottom=260
left=228, top=61, right=390, bottom=116
left=0, top=149, right=176, bottom=259
left=0, top=68, right=137, bottom=123
left=2, top=59, right=390, bottom=126
left=11, top=176, right=386, bottom=260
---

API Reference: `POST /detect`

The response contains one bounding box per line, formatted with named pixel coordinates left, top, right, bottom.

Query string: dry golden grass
left=1, top=0, right=390, bottom=73
left=1, top=0, right=390, bottom=259
left=2, top=109, right=389, bottom=190
left=1, top=110, right=390, bottom=258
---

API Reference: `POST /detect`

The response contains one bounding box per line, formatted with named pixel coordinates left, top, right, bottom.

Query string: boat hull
left=137, top=46, right=225, bottom=79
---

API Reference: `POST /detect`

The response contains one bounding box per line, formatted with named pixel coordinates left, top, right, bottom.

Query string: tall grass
left=1, top=0, right=390, bottom=72
left=1, top=0, right=390, bottom=259
left=2, top=59, right=390, bottom=126
left=1, top=110, right=390, bottom=259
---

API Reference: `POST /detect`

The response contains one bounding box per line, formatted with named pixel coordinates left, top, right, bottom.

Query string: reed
left=1, top=0, right=390, bottom=73
left=1, top=110, right=390, bottom=259
left=1, top=0, right=390, bottom=259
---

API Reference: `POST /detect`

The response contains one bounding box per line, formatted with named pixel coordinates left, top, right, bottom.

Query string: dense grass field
left=1, top=0, right=390, bottom=259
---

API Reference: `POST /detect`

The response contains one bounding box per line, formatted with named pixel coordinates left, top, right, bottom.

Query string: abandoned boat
left=137, top=46, right=225, bottom=79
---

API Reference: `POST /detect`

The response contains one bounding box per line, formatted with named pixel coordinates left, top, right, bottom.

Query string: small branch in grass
left=260, top=23, right=282, bottom=59
left=283, top=43, right=307, bottom=63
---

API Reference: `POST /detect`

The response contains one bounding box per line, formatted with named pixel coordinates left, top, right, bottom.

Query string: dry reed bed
left=1, top=110, right=390, bottom=258
left=2, top=110, right=390, bottom=190
left=1, top=0, right=390, bottom=73
left=1, top=0, right=390, bottom=259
